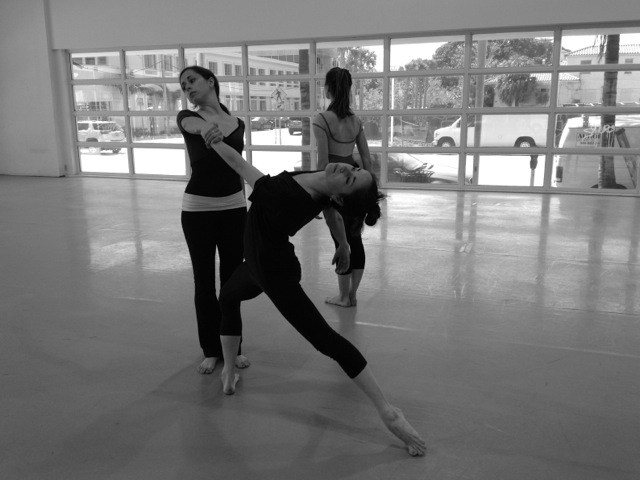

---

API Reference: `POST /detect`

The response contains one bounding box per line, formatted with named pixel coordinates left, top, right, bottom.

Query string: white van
left=432, top=114, right=547, bottom=148
left=553, top=115, right=640, bottom=189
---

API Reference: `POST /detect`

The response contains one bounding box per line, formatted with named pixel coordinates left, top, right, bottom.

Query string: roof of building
left=566, top=44, right=640, bottom=56
left=485, top=72, right=579, bottom=84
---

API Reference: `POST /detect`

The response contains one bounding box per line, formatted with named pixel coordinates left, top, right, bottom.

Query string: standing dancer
left=313, top=67, right=373, bottom=307
left=177, top=66, right=249, bottom=374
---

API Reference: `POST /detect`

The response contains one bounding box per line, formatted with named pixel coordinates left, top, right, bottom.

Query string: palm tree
left=597, top=34, right=622, bottom=188
left=299, top=49, right=311, bottom=170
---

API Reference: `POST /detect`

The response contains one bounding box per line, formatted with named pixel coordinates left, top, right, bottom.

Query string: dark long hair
left=325, top=67, right=353, bottom=119
left=179, top=65, right=230, bottom=114
left=334, top=172, right=385, bottom=227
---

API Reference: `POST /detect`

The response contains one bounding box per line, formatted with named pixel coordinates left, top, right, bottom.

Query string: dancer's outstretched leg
left=221, top=335, right=241, bottom=395
left=353, top=365, right=426, bottom=457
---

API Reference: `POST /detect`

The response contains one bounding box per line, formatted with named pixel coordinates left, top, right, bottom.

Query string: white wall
left=0, top=0, right=64, bottom=176
left=46, top=0, right=640, bottom=50
left=1, top=0, right=639, bottom=176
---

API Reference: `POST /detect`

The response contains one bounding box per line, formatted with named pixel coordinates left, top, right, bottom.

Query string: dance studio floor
left=1, top=175, right=639, bottom=480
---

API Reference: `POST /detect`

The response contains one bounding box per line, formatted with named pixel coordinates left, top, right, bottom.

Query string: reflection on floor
left=1, top=176, right=639, bottom=480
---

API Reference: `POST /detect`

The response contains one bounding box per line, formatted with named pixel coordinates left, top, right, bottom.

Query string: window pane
left=433, top=114, right=548, bottom=147
left=73, top=85, right=124, bottom=111
left=249, top=81, right=307, bottom=111
left=471, top=32, right=554, bottom=68
left=387, top=153, right=458, bottom=184
left=248, top=44, right=310, bottom=75
left=133, top=148, right=186, bottom=175
left=467, top=154, right=546, bottom=186
left=128, top=83, right=182, bottom=111
left=553, top=153, right=638, bottom=189
left=125, top=49, right=180, bottom=78
left=385, top=153, right=465, bottom=185
left=561, top=27, right=640, bottom=66
left=391, top=36, right=465, bottom=71
left=390, top=76, right=463, bottom=109
left=555, top=114, right=640, bottom=149
left=184, top=46, right=243, bottom=76
left=471, top=73, right=552, bottom=108
left=79, top=147, right=129, bottom=174
left=75, top=116, right=125, bottom=145
left=130, top=116, right=182, bottom=143
left=358, top=115, right=383, bottom=147
left=316, top=78, right=383, bottom=111
left=184, top=82, right=245, bottom=111
left=388, top=115, right=427, bottom=147
left=556, top=71, right=640, bottom=107
left=71, top=52, right=121, bottom=79
left=317, top=40, right=383, bottom=74
left=252, top=151, right=305, bottom=176
left=250, top=116, right=308, bottom=146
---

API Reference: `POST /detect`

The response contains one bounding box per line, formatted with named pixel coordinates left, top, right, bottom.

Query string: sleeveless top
left=177, top=110, right=246, bottom=212
left=314, top=113, right=361, bottom=167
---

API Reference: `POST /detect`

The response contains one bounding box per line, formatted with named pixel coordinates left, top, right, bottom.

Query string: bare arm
left=323, top=207, right=350, bottom=274
left=355, top=118, right=372, bottom=172
left=312, top=114, right=330, bottom=170
left=180, top=116, right=216, bottom=145
left=209, top=141, right=264, bottom=189
left=202, top=126, right=264, bottom=188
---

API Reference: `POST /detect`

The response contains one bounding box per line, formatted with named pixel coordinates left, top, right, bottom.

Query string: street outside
left=79, top=127, right=545, bottom=186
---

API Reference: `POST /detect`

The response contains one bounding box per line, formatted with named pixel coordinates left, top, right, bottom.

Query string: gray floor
left=1, top=175, right=639, bottom=480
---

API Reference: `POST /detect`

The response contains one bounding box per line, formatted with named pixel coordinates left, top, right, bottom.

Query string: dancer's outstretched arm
left=323, top=207, right=350, bottom=274
left=204, top=127, right=264, bottom=188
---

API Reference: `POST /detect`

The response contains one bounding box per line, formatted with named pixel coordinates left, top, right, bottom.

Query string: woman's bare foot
left=349, top=293, right=358, bottom=306
left=197, top=357, right=219, bottom=374
left=325, top=295, right=352, bottom=307
left=221, top=368, right=240, bottom=395
left=235, top=354, right=251, bottom=369
left=380, top=406, right=426, bottom=457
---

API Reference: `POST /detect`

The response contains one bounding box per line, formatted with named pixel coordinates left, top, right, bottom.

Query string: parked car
left=77, top=120, right=124, bottom=153
left=250, top=117, right=275, bottom=130
left=386, top=153, right=472, bottom=184
left=288, top=117, right=303, bottom=135
left=432, top=115, right=547, bottom=148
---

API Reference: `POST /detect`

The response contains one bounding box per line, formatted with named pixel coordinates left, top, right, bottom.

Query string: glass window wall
left=66, top=25, right=640, bottom=193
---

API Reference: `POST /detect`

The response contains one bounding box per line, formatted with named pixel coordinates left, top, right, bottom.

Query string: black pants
left=219, top=261, right=368, bottom=378
left=181, top=208, right=246, bottom=357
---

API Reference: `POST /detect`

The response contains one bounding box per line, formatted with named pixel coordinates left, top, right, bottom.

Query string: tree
left=494, top=59, right=539, bottom=106
left=597, top=34, right=622, bottom=189
left=489, top=39, right=553, bottom=107
left=299, top=48, right=311, bottom=170
left=337, top=47, right=379, bottom=110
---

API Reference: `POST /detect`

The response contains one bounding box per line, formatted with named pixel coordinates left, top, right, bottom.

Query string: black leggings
left=219, top=262, right=368, bottom=378
left=330, top=215, right=365, bottom=274
left=181, top=208, right=246, bottom=358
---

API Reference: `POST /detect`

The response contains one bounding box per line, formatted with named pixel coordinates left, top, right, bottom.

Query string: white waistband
left=182, top=191, right=246, bottom=212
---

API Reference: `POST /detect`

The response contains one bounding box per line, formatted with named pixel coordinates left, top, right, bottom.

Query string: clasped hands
left=201, top=123, right=224, bottom=148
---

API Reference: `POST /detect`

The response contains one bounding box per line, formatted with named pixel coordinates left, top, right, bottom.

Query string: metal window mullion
left=460, top=32, right=473, bottom=185
left=241, top=44, right=253, bottom=166
left=543, top=28, right=564, bottom=190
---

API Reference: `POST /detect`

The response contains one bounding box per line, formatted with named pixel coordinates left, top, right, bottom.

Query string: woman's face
left=179, top=70, right=213, bottom=105
left=324, top=162, right=372, bottom=197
